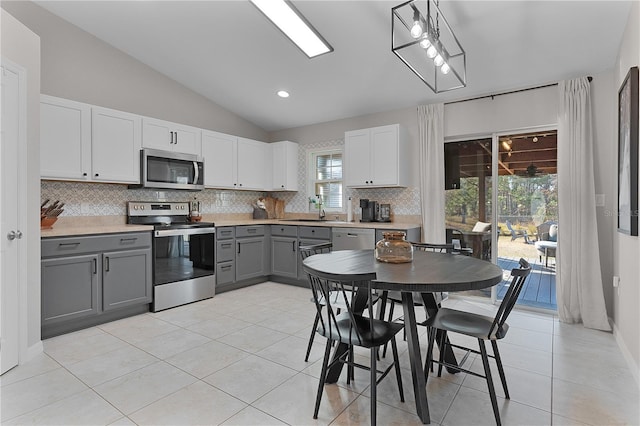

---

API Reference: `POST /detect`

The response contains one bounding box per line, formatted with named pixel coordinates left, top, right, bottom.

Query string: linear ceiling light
left=250, top=0, right=333, bottom=58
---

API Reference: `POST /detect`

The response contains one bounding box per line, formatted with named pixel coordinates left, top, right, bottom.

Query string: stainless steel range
left=127, top=201, right=215, bottom=312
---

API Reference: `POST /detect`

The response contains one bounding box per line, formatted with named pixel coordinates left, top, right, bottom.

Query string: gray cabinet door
left=271, top=237, right=297, bottom=278
left=236, top=237, right=265, bottom=281
left=41, top=254, right=100, bottom=325
left=102, top=248, right=152, bottom=311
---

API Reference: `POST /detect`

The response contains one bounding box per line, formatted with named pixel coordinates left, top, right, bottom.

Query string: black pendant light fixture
left=392, top=0, right=466, bottom=93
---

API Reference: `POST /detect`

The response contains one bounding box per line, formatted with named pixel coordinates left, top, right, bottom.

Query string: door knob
left=15, top=230, right=23, bottom=239
left=7, top=231, right=16, bottom=241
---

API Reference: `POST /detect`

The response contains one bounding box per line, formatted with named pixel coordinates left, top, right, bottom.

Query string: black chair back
left=489, top=258, right=531, bottom=337
left=303, top=265, right=377, bottom=347
left=299, top=242, right=332, bottom=261
left=410, top=242, right=455, bottom=253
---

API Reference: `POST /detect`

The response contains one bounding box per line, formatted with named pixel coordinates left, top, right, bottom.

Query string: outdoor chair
left=534, top=221, right=557, bottom=267
left=302, top=266, right=404, bottom=425
left=505, top=220, right=530, bottom=242
left=424, top=258, right=531, bottom=426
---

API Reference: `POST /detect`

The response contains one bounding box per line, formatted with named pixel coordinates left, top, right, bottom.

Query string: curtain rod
left=444, top=76, right=593, bottom=106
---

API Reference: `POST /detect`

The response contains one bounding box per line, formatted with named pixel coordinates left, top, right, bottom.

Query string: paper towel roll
left=347, top=197, right=353, bottom=222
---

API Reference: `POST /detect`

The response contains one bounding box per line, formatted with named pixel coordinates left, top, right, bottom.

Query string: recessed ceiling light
left=250, top=0, right=333, bottom=58
left=277, top=90, right=290, bottom=98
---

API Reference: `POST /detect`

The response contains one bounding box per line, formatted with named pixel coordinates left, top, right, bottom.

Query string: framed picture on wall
left=617, top=66, right=639, bottom=236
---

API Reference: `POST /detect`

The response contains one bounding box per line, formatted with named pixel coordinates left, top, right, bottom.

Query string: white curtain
left=418, top=104, right=446, bottom=243
left=557, top=77, right=611, bottom=331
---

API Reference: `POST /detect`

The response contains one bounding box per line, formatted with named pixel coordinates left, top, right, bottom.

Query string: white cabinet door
left=344, top=128, right=371, bottom=187
left=202, top=130, right=237, bottom=188
left=142, top=118, right=201, bottom=156
left=173, top=124, right=201, bottom=156
left=141, top=118, right=173, bottom=151
left=370, top=125, right=399, bottom=186
left=272, top=141, right=298, bottom=191
left=91, top=107, right=142, bottom=183
left=345, top=124, right=408, bottom=188
left=40, top=95, right=91, bottom=180
left=237, top=137, right=268, bottom=190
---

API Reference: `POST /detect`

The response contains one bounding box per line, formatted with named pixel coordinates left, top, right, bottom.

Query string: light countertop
left=41, top=216, right=421, bottom=238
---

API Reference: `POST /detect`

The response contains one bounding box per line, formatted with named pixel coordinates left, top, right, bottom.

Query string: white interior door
left=0, top=61, right=23, bottom=375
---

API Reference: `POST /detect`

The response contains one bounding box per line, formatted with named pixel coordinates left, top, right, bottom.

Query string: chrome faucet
left=316, top=195, right=325, bottom=220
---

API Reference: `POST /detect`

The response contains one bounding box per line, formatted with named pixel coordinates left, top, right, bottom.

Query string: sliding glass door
left=444, top=129, right=558, bottom=310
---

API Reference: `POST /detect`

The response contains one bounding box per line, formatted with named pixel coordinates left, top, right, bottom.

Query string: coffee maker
left=360, top=199, right=378, bottom=222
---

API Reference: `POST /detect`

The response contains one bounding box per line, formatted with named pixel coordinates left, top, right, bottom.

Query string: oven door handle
left=154, top=227, right=215, bottom=237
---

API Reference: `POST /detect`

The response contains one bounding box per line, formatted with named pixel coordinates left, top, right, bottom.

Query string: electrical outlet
left=80, top=202, right=91, bottom=214
left=613, top=276, right=620, bottom=287
left=595, top=194, right=605, bottom=207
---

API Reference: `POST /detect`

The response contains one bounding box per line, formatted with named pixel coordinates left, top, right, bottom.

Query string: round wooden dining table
left=303, top=249, right=503, bottom=424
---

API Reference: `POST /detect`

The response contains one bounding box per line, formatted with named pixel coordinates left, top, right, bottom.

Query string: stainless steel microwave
left=136, top=148, right=204, bottom=191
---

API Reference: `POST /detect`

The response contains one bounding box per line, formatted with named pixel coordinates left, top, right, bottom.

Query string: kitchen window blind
left=312, top=150, right=342, bottom=210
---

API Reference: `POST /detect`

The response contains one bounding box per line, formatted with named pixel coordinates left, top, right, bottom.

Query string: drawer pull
left=221, top=243, right=232, bottom=248
left=221, top=265, right=232, bottom=270
left=292, top=241, right=296, bottom=251
left=120, top=237, right=138, bottom=243
left=247, top=228, right=257, bottom=233
left=58, top=242, right=80, bottom=247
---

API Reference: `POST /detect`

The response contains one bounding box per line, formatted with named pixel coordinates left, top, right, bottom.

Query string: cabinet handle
left=175, top=132, right=178, bottom=144
left=120, top=237, right=138, bottom=243
left=221, top=242, right=232, bottom=248
left=94, top=173, right=99, bottom=177
left=104, top=256, right=110, bottom=272
left=58, top=242, right=80, bottom=247
left=237, top=242, right=241, bottom=254
left=83, top=172, right=87, bottom=176
left=170, top=131, right=174, bottom=144
left=93, top=258, right=97, bottom=274
left=292, top=241, right=296, bottom=251
left=221, top=265, right=232, bottom=270
left=248, top=228, right=257, bottom=233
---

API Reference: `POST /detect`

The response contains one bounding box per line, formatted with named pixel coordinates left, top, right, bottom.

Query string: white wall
left=1, top=1, right=269, bottom=141
left=1, top=9, right=42, bottom=356
left=613, top=0, right=640, bottom=377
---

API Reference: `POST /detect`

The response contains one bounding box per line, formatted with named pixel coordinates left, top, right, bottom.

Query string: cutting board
left=275, top=199, right=285, bottom=219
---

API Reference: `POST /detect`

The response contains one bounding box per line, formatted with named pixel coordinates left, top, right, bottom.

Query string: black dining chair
left=299, top=242, right=334, bottom=362
left=302, top=264, right=404, bottom=426
left=424, top=258, right=532, bottom=426
left=380, top=242, right=459, bottom=358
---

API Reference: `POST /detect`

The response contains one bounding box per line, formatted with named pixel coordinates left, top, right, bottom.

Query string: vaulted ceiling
left=35, top=1, right=632, bottom=132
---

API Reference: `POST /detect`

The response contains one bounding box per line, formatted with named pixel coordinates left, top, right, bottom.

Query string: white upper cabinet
left=40, top=95, right=91, bottom=180
left=142, top=117, right=201, bottom=156
left=344, top=124, right=409, bottom=188
left=202, top=130, right=237, bottom=189
left=271, top=141, right=299, bottom=191
left=40, top=96, right=142, bottom=184
left=91, top=107, right=142, bottom=183
left=201, top=132, right=270, bottom=191
left=237, top=137, right=269, bottom=190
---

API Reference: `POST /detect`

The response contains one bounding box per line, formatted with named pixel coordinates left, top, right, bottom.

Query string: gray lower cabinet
left=215, top=227, right=236, bottom=288
left=41, top=232, right=152, bottom=337
left=271, top=225, right=298, bottom=279
left=297, top=226, right=332, bottom=280
left=41, top=254, right=100, bottom=324
left=102, top=248, right=152, bottom=311
left=236, top=236, right=265, bottom=281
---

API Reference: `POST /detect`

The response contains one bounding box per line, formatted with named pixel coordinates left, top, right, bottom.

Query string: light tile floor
left=1, top=282, right=639, bottom=425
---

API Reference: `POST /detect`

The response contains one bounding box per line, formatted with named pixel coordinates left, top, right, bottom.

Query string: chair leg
left=390, top=335, right=405, bottom=402
left=437, top=331, right=447, bottom=377
left=314, top=339, right=333, bottom=419
left=347, top=346, right=354, bottom=385
left=491, top=340, right=510, bottom=399
left=382, top=301, right=395, bottom=358
left=424, top=327, right=436, bottom=379
left=370, top=346, right=377, bottom=426
left=305, top=313, right=320, bottom=362
left=479, top=339, right=501, bottom=426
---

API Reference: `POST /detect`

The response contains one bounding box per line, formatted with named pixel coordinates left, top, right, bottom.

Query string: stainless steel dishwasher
left=331, top=227, right=375, bottom=250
